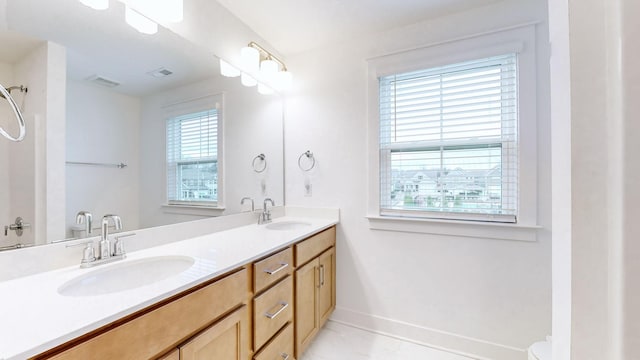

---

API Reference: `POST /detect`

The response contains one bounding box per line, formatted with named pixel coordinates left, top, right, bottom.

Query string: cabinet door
left=295, top=258, right=319, bottom=358
left=318, top=247, right=335, bottom=328
left=180, top=306, right=249, bottom=360
left=157, top=349, right=179, bottom=360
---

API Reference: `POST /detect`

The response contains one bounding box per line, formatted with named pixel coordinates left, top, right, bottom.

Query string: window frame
left=163, top=94, right=225, bottom=212
left=366, top=25, right=539, bottom=239
left=378, top=54, right=519, bottom=223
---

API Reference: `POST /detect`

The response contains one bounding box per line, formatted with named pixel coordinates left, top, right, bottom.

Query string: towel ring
left=298, top=150, right=315, bottom=172
left=0, top=84, right=26, bottom=142
left=252, top=153, right=267, bottom=173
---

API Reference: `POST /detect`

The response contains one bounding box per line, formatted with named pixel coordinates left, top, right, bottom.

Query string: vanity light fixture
left=79, top=0, right=184, bottom=35
left=222, top=42, right=293, bottom=94
left=79, top=0, right=109, bottom=10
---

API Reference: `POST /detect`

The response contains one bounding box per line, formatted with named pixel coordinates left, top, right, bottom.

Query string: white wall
left=0, top=61, right=13, bottom=247
left=65, top=80, right=140, bottom=237
left=139, top=75, right=283, bottom=228
left=548, top=0, right=572, bottom=359
left=284, top=1, right=550, bottom=359
left=548, top=0, right=640, bottom=358
left=2, top=41, right=66, bottom=246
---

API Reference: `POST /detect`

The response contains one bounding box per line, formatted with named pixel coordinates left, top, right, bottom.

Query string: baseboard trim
left=330, top=307, right=527, bottom=360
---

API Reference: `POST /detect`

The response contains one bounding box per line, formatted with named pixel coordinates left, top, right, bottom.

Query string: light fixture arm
left=248, top=42, right=288, bottom=71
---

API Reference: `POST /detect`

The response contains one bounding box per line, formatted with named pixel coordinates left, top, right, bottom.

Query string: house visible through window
left=166, top=108, right=219, bottom=205
left=379, top=54, right=518, bottom=223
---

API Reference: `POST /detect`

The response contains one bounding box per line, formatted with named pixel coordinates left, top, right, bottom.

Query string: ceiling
left=216, top=0, right=501, bottom=56
left=2, top=0, right=218, bottom=96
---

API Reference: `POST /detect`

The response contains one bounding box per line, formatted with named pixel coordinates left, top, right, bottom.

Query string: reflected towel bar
left=66, top=161, right=127, bottom=169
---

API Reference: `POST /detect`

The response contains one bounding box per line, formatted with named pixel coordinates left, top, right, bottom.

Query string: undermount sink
left=265, top=221, right=311, bottom=231
left=58, top=255, right=195, bottom=297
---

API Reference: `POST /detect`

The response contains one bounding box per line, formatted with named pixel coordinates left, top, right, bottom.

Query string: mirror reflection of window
left=165, top=96, right=222, bottom=207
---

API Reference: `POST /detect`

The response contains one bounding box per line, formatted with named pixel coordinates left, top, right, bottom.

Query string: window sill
left=162, top=204, right=226, bottom=217
left=366, top=215, right=541, bottom=242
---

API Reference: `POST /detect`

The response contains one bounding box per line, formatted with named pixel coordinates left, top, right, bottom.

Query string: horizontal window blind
left=167, top=108, right=218, bottom=204
left=379, top=54, right=518, bottom=222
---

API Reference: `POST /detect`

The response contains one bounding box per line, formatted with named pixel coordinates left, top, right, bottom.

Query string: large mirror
left=0, top=0, right=284, bottom=250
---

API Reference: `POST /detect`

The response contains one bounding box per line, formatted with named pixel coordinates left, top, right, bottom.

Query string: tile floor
left=299, top=321, right=475, bottom=360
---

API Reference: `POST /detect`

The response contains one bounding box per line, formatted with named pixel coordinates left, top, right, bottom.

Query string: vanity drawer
left=253, top=275, right=293, bottom=350
left=295, top=227, right=335, bottom=267
left=46, top=269, right=248, bottom=360
left=254, top=322, right=294, bottom=360
left=254, top=247, right=293, bottom=293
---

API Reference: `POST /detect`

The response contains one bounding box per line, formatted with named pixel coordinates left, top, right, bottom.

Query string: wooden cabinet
left=45, top=269, right=248, bottom=360
left=253, top=323, right=294, bottom=360
left=180, top=306, right=248, bottom=360
left=254, top=248, right=293, bottom=293
left=294, top=228, right=336, bottom=358
left=253, top=276, right=293, bottom=350
left=318, top=247, right=336, bottom=329
left=158, top=349, right=180, bottom=360
left=36, top=225, right=336, bottom=360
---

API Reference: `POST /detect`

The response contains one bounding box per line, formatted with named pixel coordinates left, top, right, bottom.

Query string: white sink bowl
left=265, top=221, right=311, bottom=231
left=58, top=255, right=195, bottom=297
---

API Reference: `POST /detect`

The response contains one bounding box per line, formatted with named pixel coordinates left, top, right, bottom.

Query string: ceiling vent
left=147, top=67, right=174, bottom=78
left=86, top=75, right=120, bottom=88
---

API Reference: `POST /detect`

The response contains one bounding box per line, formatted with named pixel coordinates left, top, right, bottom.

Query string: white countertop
left=0, top=215, right=337, bottom=360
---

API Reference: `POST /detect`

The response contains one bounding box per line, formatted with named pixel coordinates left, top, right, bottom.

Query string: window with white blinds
left=166, top=108, right=218, bottom=205
left=379, top=53, right=518, bottom=223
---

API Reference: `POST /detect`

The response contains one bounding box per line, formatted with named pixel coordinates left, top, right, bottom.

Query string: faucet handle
left=113, top=232, right=135, bottom=256
left=81, top=242, right=96, bottom=264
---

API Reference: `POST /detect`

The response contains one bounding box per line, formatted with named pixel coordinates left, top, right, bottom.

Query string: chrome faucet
left=100, top=214, right=122, bottom=260
left=259, top=198, right=275, bottom=224
left=241, top=197, right=255, bottom=212
left=75, top=211, right=93, bottom=237
left=74, top=214, right=128, bottom=268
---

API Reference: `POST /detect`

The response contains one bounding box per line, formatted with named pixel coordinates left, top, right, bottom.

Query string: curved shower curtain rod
left=0, top=83, right=27, bottom=142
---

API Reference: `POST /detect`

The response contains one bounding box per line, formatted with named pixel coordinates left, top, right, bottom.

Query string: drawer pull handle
left=320, top=264, right=325, bottom=286
left=265, top=301, right=289, bottom=319
left=281, top=353, right=290, bottom=360
left=264, top=262, right=288, bottom=275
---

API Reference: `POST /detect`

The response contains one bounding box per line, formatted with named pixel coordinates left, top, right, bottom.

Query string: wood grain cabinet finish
left=180, top=306, right=249, bottom=360
left=35, top=225, right=336, bottom=360
left=254, top=248, right=293, bottom=294
left=294, top=228, right=336, bottom=358
left=45, top=269, right=248, bottom=360
left=254, top=323, right=295, bottom=360
left=318, top=248, right=336, bottom=329
left=157, top=349, right=179, bottom=360
left=253, top=276, right=293, bottom=350
left=295, top=227, right=335, bottom=267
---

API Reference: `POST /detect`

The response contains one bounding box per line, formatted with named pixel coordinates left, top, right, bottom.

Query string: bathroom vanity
left=0, top=211, right=338, bottom=360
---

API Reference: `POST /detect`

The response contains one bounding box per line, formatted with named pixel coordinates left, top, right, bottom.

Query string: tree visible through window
left=166, top=109, right=218, bottom=205
left=379, top=54, right=518, bottom=222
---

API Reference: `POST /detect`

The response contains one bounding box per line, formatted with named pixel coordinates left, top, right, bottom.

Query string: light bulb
left=275, top=70, right=293, bottom=91
left=260, top=59, right=278, bottom=81
left=241, top=73, right=257, bottom=87
left=220, top=59, right=241, bottom=77
left=241, top=47, right=260, bottom=73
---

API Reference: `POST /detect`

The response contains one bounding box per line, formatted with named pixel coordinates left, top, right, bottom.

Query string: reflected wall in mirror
left=0, top=0, right=284, bottom=249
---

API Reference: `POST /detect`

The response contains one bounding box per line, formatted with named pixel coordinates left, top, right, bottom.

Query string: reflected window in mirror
left=165, top=95, right=222, bottom=207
